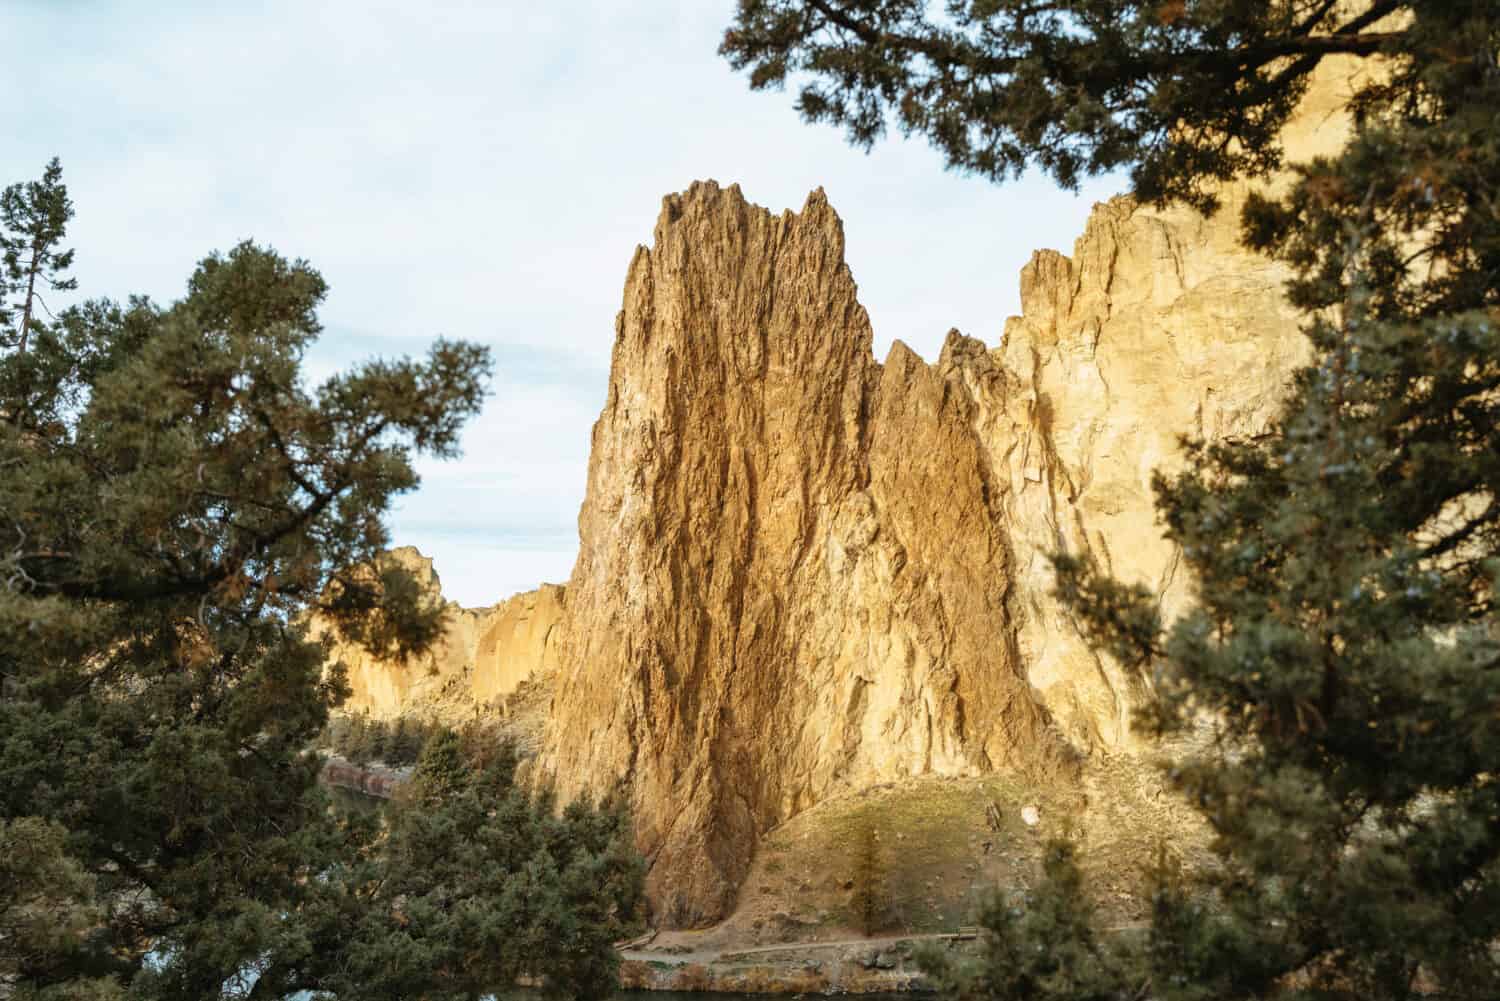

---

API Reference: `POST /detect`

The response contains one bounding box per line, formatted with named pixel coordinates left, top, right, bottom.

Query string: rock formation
left=316, top=547, right=564, bottom=720
left=335, top=58, right=1367, bottom=926
left=533, top=164, right=1312, bottom=923
left=536, top=184, right=1068, bottom=926
left=990, top=192, right=1310, bottom=750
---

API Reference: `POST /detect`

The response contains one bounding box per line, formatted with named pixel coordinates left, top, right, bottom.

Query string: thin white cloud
left=6, top=1, right=1123, bottom=606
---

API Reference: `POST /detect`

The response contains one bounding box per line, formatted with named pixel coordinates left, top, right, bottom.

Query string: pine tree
left=366, top=716, right=388, bottom=763
left=722, top=1, right=1413, bottom=213
left=0, top=228, right=488, bottom=996
left=724, top=3, right=1500, bottom=997
left=848, top=819, right=890, bottom=936
left=388, top=714, right=418, bottom=765
left=0, top=158, right=653, bottom=998
left=323, top=713, right=350, bottom=754
left=0, top=818, right=120, bottom=1000
left=345, top=712, right=373, bottom=766
left=328, top=713, right=350, bottom=756
left=919, top=842, right=1135, bottom=1001
left=0, top=157, right=76, bottom=354
left=411, top=726, right=467, bottom=801
left=247, top=731, right=646, bottom=1000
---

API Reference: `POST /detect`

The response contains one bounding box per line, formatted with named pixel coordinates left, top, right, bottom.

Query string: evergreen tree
left=388, top=714, right=420, bottom=765
left=848, top=819, right=891, bottom=937
left=248, top=732, right=645, bottom=1001
left=347, top=713, right=374, bottom=767
left=0, top=163, right=643, bottom=998
left=411, top=726, right=468, bottom=801
left=366, top=716, right=389, bottom=763
left=722, top=0, right=1413, bottom=213
left=330, top=713, right=352, bottom=756
left=0, top=157, right=76, bottom=354
left=0, top=227, right=487, bottom=996
left=725, top=2, right=1500, bottom=997
left=920, top=842, right=1135, bottom=1001
left=324, top=713, right=351, bottom=754
left=0, top=817, right=120, bottom=1001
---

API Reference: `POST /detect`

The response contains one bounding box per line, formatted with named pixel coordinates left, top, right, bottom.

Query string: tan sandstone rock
left=533, top=150, right=1316, bottom=923
left=536, top=183, right=1066, bottom=926
left=316, top=546, right=565, bottom=721
left=989, top=190, right=1310, bottom=750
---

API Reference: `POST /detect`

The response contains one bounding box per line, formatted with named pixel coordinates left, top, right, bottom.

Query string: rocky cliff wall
left=535, top=185, right=1064, bottom=926
left=323, top=183, right=1311, bottom=927
left=988, top=192, right=1310, bottom=750
left=315, top=547, right=565, bottom=721
left=979, top=51, right=1363, bottom=751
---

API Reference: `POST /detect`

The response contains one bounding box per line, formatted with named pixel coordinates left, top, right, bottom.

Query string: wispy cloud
left=6, top=1, right=1123, bottom=605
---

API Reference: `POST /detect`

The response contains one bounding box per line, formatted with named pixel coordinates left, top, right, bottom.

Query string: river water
left=574, top=995, right=911, bottom=1000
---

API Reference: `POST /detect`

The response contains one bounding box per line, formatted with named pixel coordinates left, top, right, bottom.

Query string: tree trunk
left=18, top=242, right=39, bottom=353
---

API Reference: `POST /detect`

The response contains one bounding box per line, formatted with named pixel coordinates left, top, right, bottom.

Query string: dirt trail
left=619, top=930, right=973, bottom=966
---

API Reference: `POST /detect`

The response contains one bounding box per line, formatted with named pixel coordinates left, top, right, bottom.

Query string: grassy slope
left=650, top=755, right=1207, bottom=956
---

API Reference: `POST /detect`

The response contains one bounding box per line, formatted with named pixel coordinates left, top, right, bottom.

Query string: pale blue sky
left=5, top=1, right=1121, bottom=606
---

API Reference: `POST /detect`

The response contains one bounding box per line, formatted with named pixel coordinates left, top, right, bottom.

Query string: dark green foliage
left=411, top=727, right=470, bottom=800
left=848, top=820, right=892, bottom=936
left=0, top=225, right=475, bottom=997
left=723, top=2, right=1410, bottom=212
left=0, top=817, right=121, bottom=1000
left=1054, top=7, right=1500, bottom=997
left=724, top=3, right=1500, bottom=999
left=325, top=712, right=435, bottom=767
left=0, top=156, right=75, bottom=353
left=0, top=161, right=644, bottom=999
left=919, top=841, right=1140, bottom=1001
left=366, top=714, right=389, bottom=762
left=346, top=713, right=375, bottom=765
left=387, top=714, right=423, bottom=765
left=251, top=731, right=645, bottom=1001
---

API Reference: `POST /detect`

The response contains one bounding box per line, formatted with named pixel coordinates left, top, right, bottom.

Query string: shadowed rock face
left=326, top=178, right=1309, bottom=927
left=531, top=173, right=1308, bottom=926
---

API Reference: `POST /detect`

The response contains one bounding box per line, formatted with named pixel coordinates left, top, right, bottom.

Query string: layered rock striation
left=536, top=185, right=1057, bottom=925
left=992, top=193, right=1310, bottom=749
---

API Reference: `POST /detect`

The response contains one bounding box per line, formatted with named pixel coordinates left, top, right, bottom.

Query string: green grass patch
left=750, top=773, right=1076, bottom=935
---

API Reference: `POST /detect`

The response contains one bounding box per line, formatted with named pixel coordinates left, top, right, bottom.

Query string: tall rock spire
left=538, top=180, right=1069, bottom=926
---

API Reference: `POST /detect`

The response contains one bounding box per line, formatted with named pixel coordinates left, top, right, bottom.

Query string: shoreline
left=317, top=754, right=409, bottom=799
